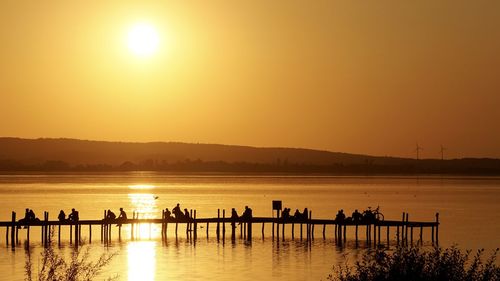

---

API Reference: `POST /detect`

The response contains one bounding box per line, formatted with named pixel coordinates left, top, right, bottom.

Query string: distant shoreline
left=1, top=137, right=500, bottom=176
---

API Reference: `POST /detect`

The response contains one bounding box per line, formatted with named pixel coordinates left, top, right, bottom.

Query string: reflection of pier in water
left=1, top=209, right=439, bottom=249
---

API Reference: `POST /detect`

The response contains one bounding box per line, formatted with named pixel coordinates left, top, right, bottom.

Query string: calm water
left=0, top=173, right=499, bottom=281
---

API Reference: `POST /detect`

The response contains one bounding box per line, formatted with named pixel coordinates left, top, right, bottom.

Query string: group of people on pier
left=334, top=207, right=382, bottom=224
left=57, top=208, right=80, bottom=222
left=164, top=203, right=193, bottom=221
left=17, top=209, right=40, bottom=227
left=278, top=207, right=309, bottom=222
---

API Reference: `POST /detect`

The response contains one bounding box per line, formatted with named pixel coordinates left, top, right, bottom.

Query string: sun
left=127, top=23, right=159, bottom=57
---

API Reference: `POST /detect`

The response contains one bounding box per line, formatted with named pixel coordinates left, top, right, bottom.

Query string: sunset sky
left=1, top=1, right=499, bottom=158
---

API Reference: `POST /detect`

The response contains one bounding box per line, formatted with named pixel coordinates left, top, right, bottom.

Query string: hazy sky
left=1, top=1, right=499, bottom=158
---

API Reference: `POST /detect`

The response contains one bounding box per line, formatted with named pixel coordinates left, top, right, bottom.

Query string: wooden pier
left=1, top=209, right=439, bottom=249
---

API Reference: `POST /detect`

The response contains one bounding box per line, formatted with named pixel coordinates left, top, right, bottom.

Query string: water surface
left=0, top=174, right=499, bottom=280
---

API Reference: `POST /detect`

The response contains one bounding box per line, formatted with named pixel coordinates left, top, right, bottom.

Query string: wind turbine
left=415, top=143, right=423, bottom=160
left=440, top=145, right=446, bottom=160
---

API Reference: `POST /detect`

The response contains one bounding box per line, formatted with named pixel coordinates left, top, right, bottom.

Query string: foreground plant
left=25, top=230, right=117, bottom=281
left=328, top=245, right=500, bottom=281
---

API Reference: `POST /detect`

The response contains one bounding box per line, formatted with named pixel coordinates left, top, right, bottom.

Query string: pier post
left=431, top=226, right=435, bottom=244
left=70, top=224, right=73, bottom=245
left=222, top=209, right=225, bottom=240
left=366, top=222, right=372, bottom=244
left=355, top=224, right=358, bottom=244
left=419, top=226, right=423, bottom=244
left=243, top=222, right=246, bottom=240
left=410, top=226, right=414, bottom=244
left=292, top=223, right=295, bottom=239
left=247, top=219, right=252, bottom=241
left=276, top=209, right=280, bottom=240
left=386, top=226, right=389, bottom=245
left=396, top=225, right=400, bottom=244
left=58, top=224, right=61, bottom=245
left=44, top=212, right=49, bottom=246
left=194, top=210, right=197, bottom=240
left=282, top=220, right=285, bottom=241
left=16, top=218, right=19, bottom=245
left=261, top=222, right=265, bottom=239
left=322, top=224, right=326, bottom=240
left=308, top=211, right=312, bottom=241
left=405, top=213, right=409, bottom=244
left=373, top=224, right=376, bottom=245
left=75, top=220, right=79, bottom=247
left=27, top=225, right=30, bottom=245
left=216, top=209, right=220, bottom=241
left=89, top=225, right=92, bottom=243
left=343, top=223, right=346, bottom=242
left=435, top=213, right=439, bottom=244
left=130, top=211, right=134, bottom=240
left=11, top=212, right=16, bottom=248
left=5, top=225, right=8, bottom=246
left=206, top=222, right=209, bottom=238
left=335, top=224, right=337, bottom=240
left=300, top=223, right=303, bottom=240
left=175, top=217, right=178, bottom=237
left=377, top=225, right=381, bottom=245
left=161, top=211, right=165, bottom=240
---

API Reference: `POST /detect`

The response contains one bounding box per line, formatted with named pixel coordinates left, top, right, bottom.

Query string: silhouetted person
left=58, top=210, right=66, bottom=222
left=335, top=209, right=346, bottom=223
left=68, top=208, right=79, bottom=222
left=281, top=208, right=290, bottom=221
left=293, top=209, right=301, bottom=220
left=363, top=207, right=375, bottom=223
left=18, top=208, right=31, bottom=228
left=28, top=209, right=38, bottom=221
left=242, top=206, right=253, bottom=221
left=231, top=208, right=239, bottom=228
left=352, top=209, right=362, bottom=222
left=302, top=208, right=309, bottom=221
left=116, top=208, right=127, bottom=227
left=172, top=203, right=183, bottom=220
left=106, top=209, right=116, bottom=220
left=164, top=208, right=172, bottom=219
left=118, top=208, right=127, bottom=220
left=184, top=208, right=191, bottom=221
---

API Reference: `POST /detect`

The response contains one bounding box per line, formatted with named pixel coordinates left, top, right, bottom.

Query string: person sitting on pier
left=335, top=209, right=346, bottom=223
left=58, top=210, right=66, bottom=222
left=116, top=208, right=127, bottom=227
left=362, top=207, right=375, bottom=223
left=183, top=208, right=191, bottom=221
left=106, top=209, right=116, bottom=221
left=302, top=208, right=309, bottom=221
left=164, top=208, right=172, bottom=220
left=281, top=208, right=290, bottom=221
left=241, top=206, right=253, bottom=221
left=17, top=208, right=31, bottom=228
left=28, top=209, right=39, bottom=222
left=293, top=209, right=301, bottom=221
left=352, top=209, right=362, bottom=223
left=231, top=208, right=239, bottom=228
left=172, top=203, right=183, bottom=220
left=68, top=208, right=79, bottom=222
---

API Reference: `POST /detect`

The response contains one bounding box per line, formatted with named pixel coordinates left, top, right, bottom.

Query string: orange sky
left=1, top=1, right=499, bottom=158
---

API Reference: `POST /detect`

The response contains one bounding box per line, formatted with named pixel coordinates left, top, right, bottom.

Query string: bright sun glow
left=127, top=23, right=159, bottom=57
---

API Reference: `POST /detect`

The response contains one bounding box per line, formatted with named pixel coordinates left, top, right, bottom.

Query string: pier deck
left=1, top=209, right=440, bottom=249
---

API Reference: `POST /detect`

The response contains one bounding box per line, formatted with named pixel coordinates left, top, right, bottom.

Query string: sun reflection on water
left=127, top=241, right=156, bottom=281
left=128, top=193, right=160, bottom=239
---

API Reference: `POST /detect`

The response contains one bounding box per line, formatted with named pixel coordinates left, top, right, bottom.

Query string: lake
left=0, top=173, right=499, bottom=280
